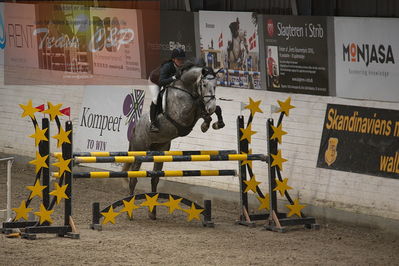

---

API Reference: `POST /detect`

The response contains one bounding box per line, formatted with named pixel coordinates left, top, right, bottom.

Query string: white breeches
left=149, top=82, right=160, bottom=104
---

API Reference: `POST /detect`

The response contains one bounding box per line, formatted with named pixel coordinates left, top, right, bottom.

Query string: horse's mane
left=177, top=58, right=216, bottom=87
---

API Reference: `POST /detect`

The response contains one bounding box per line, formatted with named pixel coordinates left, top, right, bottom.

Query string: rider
left=149, top=48, right=186, bottom=132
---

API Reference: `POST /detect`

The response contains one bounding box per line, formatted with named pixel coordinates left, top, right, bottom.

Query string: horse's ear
left=201, top=67, right=208, bottom=76
left=215, top=68, right=223, bottom=75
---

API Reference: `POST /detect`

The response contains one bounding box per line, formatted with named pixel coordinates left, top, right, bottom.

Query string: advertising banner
left=90, top=7, right=143, bottom=79
left=4, top=3, right=38, bottom=68
left=75, top=86, right=145, bottom=170
left=142, top=11, right=195, bottom=78
left=264, top=15, right=329, bottom=95
left=35, top=3, right=91, bottom=73
left=199, top=11, right=260, bottom=89
left=317, top=104, right=399, bottom=179
left=335, top=17, right=399, bottom=102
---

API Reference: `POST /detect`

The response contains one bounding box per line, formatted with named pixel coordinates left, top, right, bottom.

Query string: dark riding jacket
left=159, top=61, right=177, bottom=87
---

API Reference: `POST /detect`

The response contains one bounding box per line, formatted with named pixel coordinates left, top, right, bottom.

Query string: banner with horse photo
left=199, top=11, right=260, bottom=89
left=317, top=104, right=399, bottom=179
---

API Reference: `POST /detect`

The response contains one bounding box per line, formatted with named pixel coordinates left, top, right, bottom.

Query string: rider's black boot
left=150, top=102, right=160, bottom=133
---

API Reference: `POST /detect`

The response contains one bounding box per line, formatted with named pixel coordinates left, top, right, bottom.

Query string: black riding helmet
left=171, top=48, right=186, bottom=59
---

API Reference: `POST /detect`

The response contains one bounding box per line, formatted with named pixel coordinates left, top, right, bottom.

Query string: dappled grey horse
left=122, top=65, right=224, bottom=219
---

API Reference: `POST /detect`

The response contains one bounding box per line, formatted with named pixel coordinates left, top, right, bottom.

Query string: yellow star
left=29, top=125, right=48, bottom=146
left=101, top=206, right=120, bottom=224
left=256, top=194, right=270, bottom=211
left=243, top=175, right=261, bottom=193
left=52, top=126, right=71, bottom=148
left=52, top=157, right=72, bottom=177
left=34, top=203, right=54, bottom=224
left=244, top=97, right=263, bottom=116
left=271, top=149, right=287, bottom=171
left=273, top=178, right=293, bottom=196
left=26, top=179, right=47, bottom=200
left=42, top=102, right=63, bottom=121
left=140, top=194, right=160, bottom=212
left=182, top=203, right=204, bottom=221
left=277, top=97, right=295, bottom=116
left=12, top=200, right=33, bottom=221
left=19, top=99, right=40, bottom=119
left=240, top=124, right=257, bottom=143
left=286, top=199, right=305, bottom=217
left=29, top=151, right=49, bottom=174
left=162, top=195, right=183, bottom=214
left=241, top=149, right=253, bottom=169
left=271, top=124, right=287, bottom=144
left=49, top=183, right=69, bottom=204
left=120, top=196, right=140, bottom=218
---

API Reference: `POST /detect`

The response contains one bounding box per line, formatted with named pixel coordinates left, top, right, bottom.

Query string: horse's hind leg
left=128, top=161, right=142, bottom=196
left=212, top=105, right=225, bottom=129
left=148, top=142, right=171, bottom=220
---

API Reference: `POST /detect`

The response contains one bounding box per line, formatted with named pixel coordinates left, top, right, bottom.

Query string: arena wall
left=1, top=67, right=399, bottom=227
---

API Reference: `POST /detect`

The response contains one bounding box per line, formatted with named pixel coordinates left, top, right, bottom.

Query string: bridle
left=198, top=68, right=222, bottom=106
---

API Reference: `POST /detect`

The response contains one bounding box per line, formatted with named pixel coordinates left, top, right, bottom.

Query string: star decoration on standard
left=273, top=178, right=293, bottom=196
left=140, top=194, right=160, bottom=212
left=162, top=195, right=183, bottom=214
left=286, top=199, right=305, bottom=217
left=26, top=179, right=47, bottom=199
left=277, top=97, right=295, bottom=116
left=241, top=148, right=253, bottom=169
left=256, top=194, right=270, bottom=211
left=20, top=100, right=40, bottom=119
left=30, top=125, right=48, bottom=146
left=34, top=203, right=54, bottom=224
left=29, top=151, right=49, bottom=174
left=49, top=183, right=69, bottom=204
left=245, top=97, right=263, bottom=117
left=101, top=206, right=120, bottom=224
left=271, top=149, right=287, bottom=171
left=42, top=102, right=63, bottom=121
left=52, top=126, right=71, bottom=148
left=12, top=200, right=33, bottom=221
left=183, top=203, right=204, bottom=221
left=240, top=124, right=257, bottom=143
left=52, top=157, right=72, bottom=177
left=244, top=175, right=261, bottom=193
left=271, top=123, right=287, bottom=144
left=120, top=196, right=140, bottom=218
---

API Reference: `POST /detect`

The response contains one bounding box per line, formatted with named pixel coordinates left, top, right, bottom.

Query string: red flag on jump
left=60, top=107, right=71, bottom=117
left=35, top=104, right=45, bottom=112
left=218, top=33, right=223, bottom=48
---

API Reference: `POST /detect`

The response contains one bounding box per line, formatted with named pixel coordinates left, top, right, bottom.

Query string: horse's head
left=197, top=67, right=218, bottom=115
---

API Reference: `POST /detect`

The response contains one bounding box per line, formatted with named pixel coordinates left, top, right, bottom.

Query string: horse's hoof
left=201, top=122, right=210, bottom=133
left=212, top=121, right=225, bottom=130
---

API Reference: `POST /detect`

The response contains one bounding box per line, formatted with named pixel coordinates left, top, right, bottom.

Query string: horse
left=122, top=65, right=224, bottom=219
left=227, top=28, right=249, bottom=70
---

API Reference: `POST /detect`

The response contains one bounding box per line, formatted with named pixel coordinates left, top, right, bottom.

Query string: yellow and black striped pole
left=52, top=149, right=237, bottom=158
left=52, top=169, right=237, bottom=178
left=74, top=154, right=268, bottom=164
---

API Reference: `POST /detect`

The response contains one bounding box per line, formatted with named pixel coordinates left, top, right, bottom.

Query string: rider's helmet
left=171, top=48, right=186, bottom=59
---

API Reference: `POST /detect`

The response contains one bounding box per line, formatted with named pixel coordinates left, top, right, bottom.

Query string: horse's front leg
left=201, top=115, right=212, bottom=133
left=212, top=105, right=225, bottom=130
left=149, top=162, right=163, bottom=220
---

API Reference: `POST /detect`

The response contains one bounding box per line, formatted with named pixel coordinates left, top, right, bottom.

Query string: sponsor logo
left=0, top=12, right=5, bottom=49
left=343, top=43, right=395, bottom=66
left=205, top=23, right=215, bottom=29
left=267, top=19, right=274, bottom=37
left=324, top=137, right=338, bottom=166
